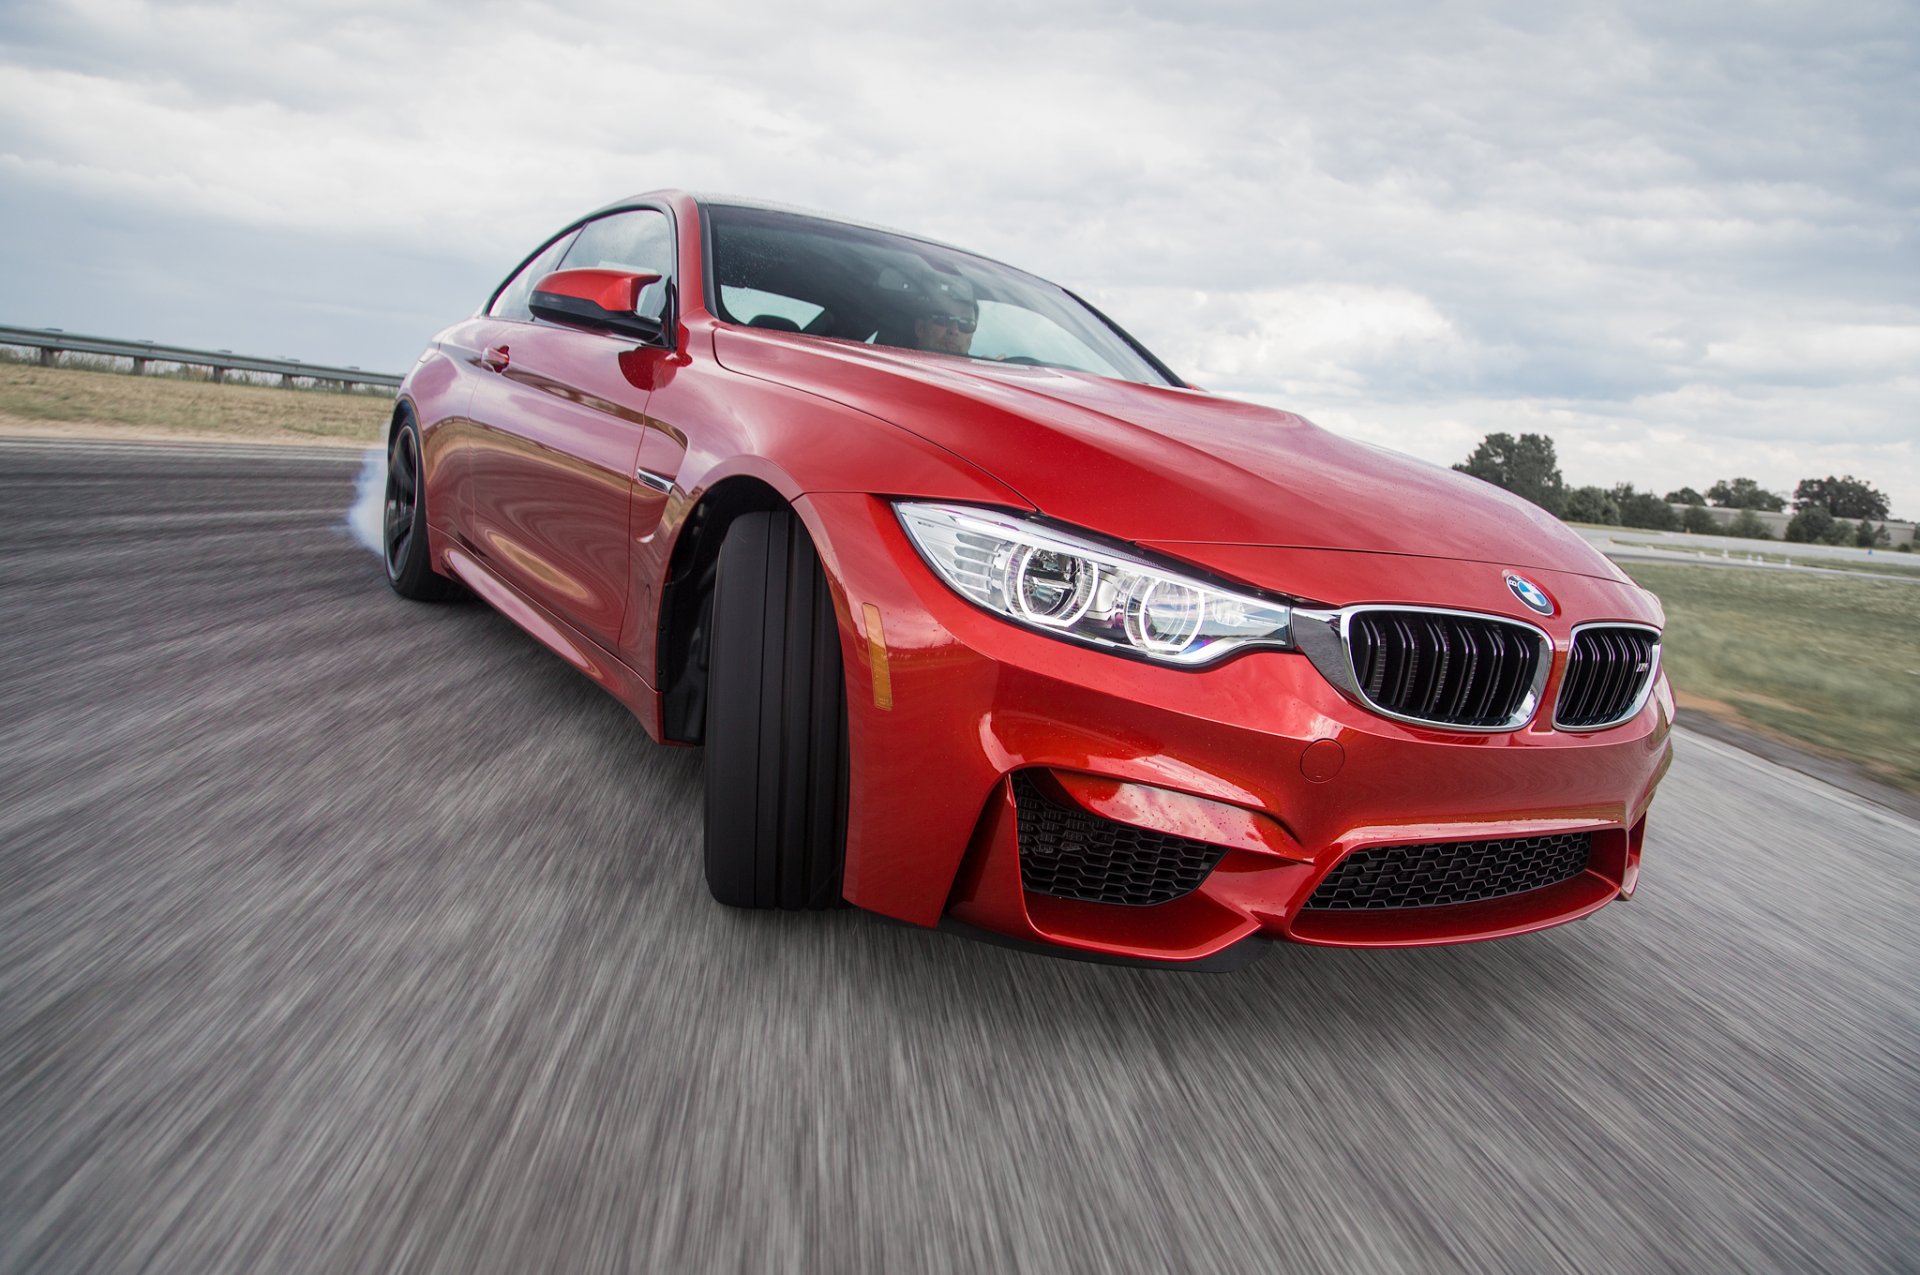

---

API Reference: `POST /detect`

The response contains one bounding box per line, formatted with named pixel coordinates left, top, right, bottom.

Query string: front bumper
left=797, top=493, right=1673, bottom=964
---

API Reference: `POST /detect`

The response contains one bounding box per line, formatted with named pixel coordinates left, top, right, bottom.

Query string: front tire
left=703, top=510, right=849, bottom=909
left=383, top=418, right=460, bottom=601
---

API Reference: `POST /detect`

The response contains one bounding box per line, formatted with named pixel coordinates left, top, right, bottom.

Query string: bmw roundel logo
left=1505, top=573, right=1555, bottom=616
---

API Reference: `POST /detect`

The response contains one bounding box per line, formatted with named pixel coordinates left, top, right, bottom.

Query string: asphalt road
left=3, top=437, right=1917, bottom=1274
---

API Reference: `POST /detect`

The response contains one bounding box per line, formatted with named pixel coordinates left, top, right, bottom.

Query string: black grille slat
left=1557, top=626, right=1657, bottom=729
left=1390, top=616, right=1419, bottom=708
left=1416, top=617, right=1449, bottom=718
left=1468, top=625, right=1505, bottom=725
left=1357, top=616, right=1387, bottom=699
left=1363, top=619, right=1387, bottom=700
left=1501, top=629, right=1534, bottom=717
left=1565, top=637, right=1593, bottom=725
left=1587, top=634, right=1617, bottom=722
left=1398, top=618, right=1424, bottom=714
left=1592, top=633, right=1619, bottom=724
left=1483, top=627, right=1514, bottom=721
left=1306, top=833, right=1593, bottom=910
left=1612, top=633, right=1641, bottom=715
left=1346, top=610, right=1541, bottom=728
left=1014, top=774, right=1229, bottom=907
left=1607, top=633, right=1633, bottom=720
left=1440, top=623, right=1480, bottom=723
left=1563, top=640, right=1589, bottom=724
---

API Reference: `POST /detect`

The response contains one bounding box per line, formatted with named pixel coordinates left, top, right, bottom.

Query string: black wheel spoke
left=389, top=439, right=415, bottom=497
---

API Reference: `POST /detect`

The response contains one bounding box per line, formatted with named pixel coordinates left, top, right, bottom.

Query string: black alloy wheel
left=383, top=418, right=459, bottom=601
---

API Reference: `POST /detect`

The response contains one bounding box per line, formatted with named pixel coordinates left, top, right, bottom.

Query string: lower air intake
left=1013, top=772, right=1229, bottom=907
left=1305, top=832, right=1592, bottom=910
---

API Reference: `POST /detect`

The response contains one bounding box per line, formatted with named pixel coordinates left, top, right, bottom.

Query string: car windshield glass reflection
left=707, top=204, right=1173, bottom=386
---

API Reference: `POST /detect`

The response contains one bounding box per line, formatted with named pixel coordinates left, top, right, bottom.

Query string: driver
left=913, top=278, right=978, bottom=356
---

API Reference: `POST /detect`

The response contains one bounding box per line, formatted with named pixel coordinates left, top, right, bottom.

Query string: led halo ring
left=1125, top=576, right=1206, bottom=654
left=1004, top=544, right=1098, bottom=627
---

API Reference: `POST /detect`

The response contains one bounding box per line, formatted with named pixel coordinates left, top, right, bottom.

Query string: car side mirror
left=530, top=268, right=667, bottom=342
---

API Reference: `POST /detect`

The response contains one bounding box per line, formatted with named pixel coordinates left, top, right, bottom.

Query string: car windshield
left=705, top=204, right=1176, bottom=387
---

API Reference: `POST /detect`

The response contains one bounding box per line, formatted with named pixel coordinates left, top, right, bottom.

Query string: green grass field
left=0, top=361, right=389, bottom=445
left=1625, top=561, right=1920, bottom=793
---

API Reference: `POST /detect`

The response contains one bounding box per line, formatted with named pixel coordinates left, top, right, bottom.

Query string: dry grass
left=1625, top=561, right=1920, bottom=793
left=0, top=362, right=390, bottom=446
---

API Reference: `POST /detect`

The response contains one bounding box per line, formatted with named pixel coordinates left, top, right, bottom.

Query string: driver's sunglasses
left=933, top=312, right=978, bottom=333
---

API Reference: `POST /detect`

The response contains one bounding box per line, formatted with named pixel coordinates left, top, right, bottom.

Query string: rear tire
left=384, top=417, right=460, bottom=601
left=703, top=510, right=849, bottom=909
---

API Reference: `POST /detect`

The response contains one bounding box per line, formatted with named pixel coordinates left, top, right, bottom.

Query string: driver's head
left=913, top=277, right=978, bottom=355
left=914, top=301, right=977, bottom=355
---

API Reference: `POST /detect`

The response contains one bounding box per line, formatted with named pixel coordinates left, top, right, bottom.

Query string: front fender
left=620, top=354, right=1032, bottom=692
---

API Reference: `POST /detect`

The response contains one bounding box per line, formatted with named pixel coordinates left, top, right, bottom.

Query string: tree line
left=1451, top=433, right=1906, bottom=549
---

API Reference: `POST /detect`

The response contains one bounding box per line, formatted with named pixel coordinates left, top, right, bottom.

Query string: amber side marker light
left=862, top=603, right=894, bottom=710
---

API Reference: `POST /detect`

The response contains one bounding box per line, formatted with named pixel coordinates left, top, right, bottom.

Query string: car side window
left=720, top=285, right=825, bottom=332
left=559, top=210, right=674, bottom=323
left=488, top=231, right=579, bottom=322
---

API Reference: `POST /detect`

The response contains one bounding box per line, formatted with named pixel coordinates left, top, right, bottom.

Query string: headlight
left=894, top=502, right=1294, bottom=666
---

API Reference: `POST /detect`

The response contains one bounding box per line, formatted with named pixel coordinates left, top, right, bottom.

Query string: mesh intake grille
left=1347, top=610, right=1543, bottom=728
left=1305, top=833, right=1592, bottom=910
left=1556, top=626, right=1659, bottom=729
left=1014, top=773, right=1229, bottom=907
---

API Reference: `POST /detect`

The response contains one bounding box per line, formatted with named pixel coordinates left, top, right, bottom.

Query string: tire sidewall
left=703, top=510, right=849, bottom=909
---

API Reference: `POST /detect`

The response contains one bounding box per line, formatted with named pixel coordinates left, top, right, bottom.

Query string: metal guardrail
left=0, top=324, right=402, bottom=390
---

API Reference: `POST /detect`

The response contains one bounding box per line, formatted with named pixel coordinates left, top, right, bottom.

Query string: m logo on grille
left=1505, top=573, right=1555, bottom=616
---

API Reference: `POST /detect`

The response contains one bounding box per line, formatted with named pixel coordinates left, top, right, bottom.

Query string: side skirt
left=441, top=544, right=668, bottom=741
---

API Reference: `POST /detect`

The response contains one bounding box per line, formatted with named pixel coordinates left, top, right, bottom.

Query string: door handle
left=481, top=345, right=510, bottom=372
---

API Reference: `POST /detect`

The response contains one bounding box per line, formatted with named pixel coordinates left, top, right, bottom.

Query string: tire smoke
left=347, top=446, right=385, bottom=555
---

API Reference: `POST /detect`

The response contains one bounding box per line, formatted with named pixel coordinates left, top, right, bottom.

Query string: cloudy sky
left=3, top=0, right=1915, bottom=514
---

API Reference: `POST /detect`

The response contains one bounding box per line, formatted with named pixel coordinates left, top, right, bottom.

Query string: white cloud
left=0, top=0, right=1915, bottom=513
left=1702, top=322, right=1920, bottom=381
left=1097, top=284, right=1484, bottom=398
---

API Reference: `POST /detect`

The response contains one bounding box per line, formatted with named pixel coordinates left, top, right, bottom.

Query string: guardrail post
left=210, top=366, right=226, bottom=384
left=131, top=357, right=148, bottom=375
left=38, top=347, right=57, bottom=367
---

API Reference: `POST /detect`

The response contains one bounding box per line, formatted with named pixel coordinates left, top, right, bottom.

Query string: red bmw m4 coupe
left=384, top=191, right=1671, bottom=967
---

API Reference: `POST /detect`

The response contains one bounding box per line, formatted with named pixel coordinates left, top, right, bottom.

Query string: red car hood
left=713, top=329, right=1624, bottom=582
